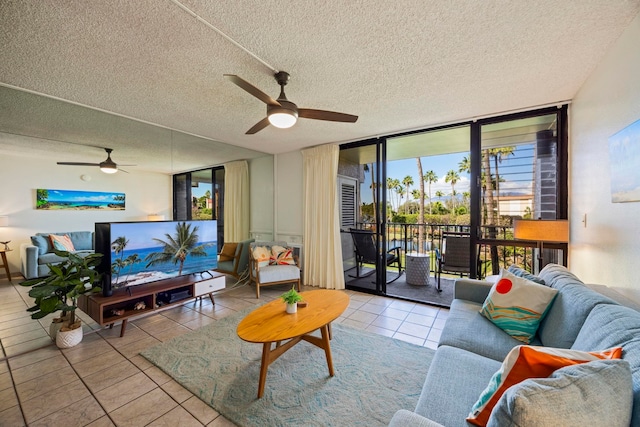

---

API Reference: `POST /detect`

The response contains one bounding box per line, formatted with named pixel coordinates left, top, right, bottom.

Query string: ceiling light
left=268, top=108, right=298, bottom=129
left=100, top=163, right=118, bottom=174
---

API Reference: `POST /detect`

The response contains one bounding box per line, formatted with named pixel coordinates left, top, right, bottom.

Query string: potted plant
left=21, top=250, right=102, bottom=348
left=281, top=286, right=303, bottom=314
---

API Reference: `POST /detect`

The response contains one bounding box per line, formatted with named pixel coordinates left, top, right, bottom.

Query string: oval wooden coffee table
left=237, top=289, right=350, bottom=398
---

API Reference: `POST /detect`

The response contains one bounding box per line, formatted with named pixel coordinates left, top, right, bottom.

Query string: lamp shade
left=147, top=214, right=165, bottom=221
left=0, top=216, right=7, bottom=227
left=513, top=219, right=569, bottom=243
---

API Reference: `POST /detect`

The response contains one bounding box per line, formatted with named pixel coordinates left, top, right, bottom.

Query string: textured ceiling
left=1, top=0, right=639, bottom=174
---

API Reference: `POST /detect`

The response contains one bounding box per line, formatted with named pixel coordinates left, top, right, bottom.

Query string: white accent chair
left=249, top=241, right=301, bottom=298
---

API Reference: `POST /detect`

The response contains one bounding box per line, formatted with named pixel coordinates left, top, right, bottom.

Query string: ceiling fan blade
left=118, top=168, right=129, bottom=174
left=246, top=117, right=271, bottom=134
left=298, top=109, right=358, bottom=123
left=224, top=74, right=281, bottom=107
left=57, top=162, right=101, bottom=166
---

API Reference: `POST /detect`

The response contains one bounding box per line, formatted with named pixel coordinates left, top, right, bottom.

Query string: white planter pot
left=56, top=325, right=83, bottom=348
left=49, top=320, right=64, bottom=341
left=286, top=303, right=297, bottom=314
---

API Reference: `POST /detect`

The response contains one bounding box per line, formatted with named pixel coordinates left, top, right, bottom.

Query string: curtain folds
left=223, top=160, right=249, bottom=242
left=302, top=144, right=345, bottom=290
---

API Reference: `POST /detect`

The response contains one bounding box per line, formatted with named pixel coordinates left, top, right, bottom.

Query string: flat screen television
left=95, top=220, right=218, bottom=296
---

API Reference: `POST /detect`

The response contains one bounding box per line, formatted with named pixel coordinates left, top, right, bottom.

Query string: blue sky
left=361, top=152, right=471, bottom=204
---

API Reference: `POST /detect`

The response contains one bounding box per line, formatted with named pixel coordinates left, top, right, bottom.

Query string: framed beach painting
left=609, top=119, right=640, bottom=203
left=36, top=189, right=125, bottom=210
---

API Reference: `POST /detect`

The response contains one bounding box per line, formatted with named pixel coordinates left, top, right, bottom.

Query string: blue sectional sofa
left=389, top=264, right=640, bottom=426
left=20, top=231, right=95, bottom=279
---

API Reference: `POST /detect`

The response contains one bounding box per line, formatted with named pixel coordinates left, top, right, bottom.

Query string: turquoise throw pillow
left=480, top=269, right=558, bottom=343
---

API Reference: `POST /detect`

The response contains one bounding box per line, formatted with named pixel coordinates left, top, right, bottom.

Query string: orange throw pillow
left=49, top=234, right=76, bottom=252
left=467, top=345, right=622, bottom=426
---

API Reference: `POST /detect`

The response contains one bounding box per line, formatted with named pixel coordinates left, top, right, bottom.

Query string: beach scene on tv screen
left=110, top=220, right=218, bottom=288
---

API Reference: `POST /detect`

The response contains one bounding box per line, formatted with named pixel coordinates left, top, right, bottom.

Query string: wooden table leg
left=258, top=342, right=271, bottom=398
left=0, top=252, right=11, bottom=282
left=208, top=292, right=215, bottom=305
left=320, top=324, right=335, bottom=377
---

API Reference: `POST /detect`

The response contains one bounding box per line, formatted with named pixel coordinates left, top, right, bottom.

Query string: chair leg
left=256, top=282, right=260, bottom=299
left=296, top=279, right=301, bottom=292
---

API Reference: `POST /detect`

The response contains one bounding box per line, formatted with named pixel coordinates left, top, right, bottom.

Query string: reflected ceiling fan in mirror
left=57, top=148, right=135, bottom=174
left=225, top=71, right=358, bottom=134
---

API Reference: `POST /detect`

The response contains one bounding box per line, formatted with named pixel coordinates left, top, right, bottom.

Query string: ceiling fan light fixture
left=99, top=163, right=118, bottom=174
left=268, top=109, right=297, bottom=129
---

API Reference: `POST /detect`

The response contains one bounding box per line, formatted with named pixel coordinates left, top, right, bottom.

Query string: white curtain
left=223, top=160, right=249, bottom=242
left=302, top=144, right=345, bottom=289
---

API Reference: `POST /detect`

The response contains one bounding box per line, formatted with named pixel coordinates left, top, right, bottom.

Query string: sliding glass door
left=338, top=106, right=567, bottom=304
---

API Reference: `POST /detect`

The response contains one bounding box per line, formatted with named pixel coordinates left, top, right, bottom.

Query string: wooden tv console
left=78, top=271, right=225, bottom=337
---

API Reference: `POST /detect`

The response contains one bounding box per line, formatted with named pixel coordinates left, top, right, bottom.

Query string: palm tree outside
left=423, top=170, right=437, bottom=215
left=402, top=175, right=414, bottom=215
left=445, top=170, right=460, bottom=214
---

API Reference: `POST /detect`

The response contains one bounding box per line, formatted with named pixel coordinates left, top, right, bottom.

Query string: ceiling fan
left=224, top=71, right=358, bottom=134
left=57, top=148, right=134, bottom=174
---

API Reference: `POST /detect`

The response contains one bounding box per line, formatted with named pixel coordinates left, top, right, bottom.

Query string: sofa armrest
left=20, top=243, right=40, bottom=280
left=453, top=278, right=493, bottom=303
left=388, top=409, right=445, bottom=427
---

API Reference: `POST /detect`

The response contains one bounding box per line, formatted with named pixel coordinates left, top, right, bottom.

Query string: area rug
left=141, top=308, right=435, bottom=427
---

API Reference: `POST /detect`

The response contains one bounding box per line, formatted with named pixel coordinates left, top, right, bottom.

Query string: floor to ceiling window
left=339, top=106, right=567, bottom=306
left=173, top=166, right=225, bottom=249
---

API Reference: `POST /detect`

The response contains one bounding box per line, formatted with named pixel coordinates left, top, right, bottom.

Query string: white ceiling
left=1, top=0, right=639, bottom=174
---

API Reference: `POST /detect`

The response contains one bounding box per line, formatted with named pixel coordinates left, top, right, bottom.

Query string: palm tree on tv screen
left=145, top=222, right=210, bottom=275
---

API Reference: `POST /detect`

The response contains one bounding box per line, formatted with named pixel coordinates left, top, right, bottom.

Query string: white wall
left=0, top=153, right=171, bottom=277
left=570, top=12, right=640, bottom=289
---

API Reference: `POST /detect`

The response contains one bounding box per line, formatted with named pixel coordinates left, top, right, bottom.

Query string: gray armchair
left=214, top=238, right=254, bottom=278
left=249, top=241, right=301, bottom=298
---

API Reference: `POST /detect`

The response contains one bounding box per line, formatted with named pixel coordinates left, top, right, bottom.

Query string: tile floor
left=0, top=276, right=448, bottom=426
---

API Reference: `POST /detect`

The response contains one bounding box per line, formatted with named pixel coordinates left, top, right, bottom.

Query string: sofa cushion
left=467, top=345, right=622, bottom=427
left=571, top=303, right=640, bottom=426
left=487, top=359, right=633, bottom=427
left=31, top=234, right=51, bottom=255
left=439, top=299, right=538, bottom=362
left=538, top=283, right=618, bottom=349
left=68, top=231, right=93, bottom=251
left=38, top=250, right=94, bottom=265
left=507, top=264, right=546, bottom=285
left=538, top=263, right=584, bottom=290
left=257, top=264, right=300, bottom=283
left=415, top=345, right=501, bottom=427
left=480, top=269, right=558, bottom=344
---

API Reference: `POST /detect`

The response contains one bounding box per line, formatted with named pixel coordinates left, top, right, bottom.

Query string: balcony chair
left=249, top=241, right=301, bottom=298
left=349, top=229, right=404, bottom=284
left=435, top=233, right=472, bottom=292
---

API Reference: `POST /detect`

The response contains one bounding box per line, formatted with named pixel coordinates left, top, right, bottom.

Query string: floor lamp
left=513, top=219, right=569, bottom=274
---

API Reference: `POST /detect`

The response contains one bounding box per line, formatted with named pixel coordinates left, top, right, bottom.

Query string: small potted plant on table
left=281, top=286, right=303, bottom=314
left=21, top=250, right=102, bottom=348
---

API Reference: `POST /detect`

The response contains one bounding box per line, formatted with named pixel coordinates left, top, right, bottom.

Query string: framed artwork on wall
left=609, top=118, right=640, bottom=203
left=36, top=189, right=126, bottom=210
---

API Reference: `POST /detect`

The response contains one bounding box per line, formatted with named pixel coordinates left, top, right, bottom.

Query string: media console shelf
left=78, top=271, right=225, bottom=337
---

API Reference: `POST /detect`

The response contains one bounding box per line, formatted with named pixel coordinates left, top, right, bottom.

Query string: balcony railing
left=353, top=222, right=567, bottom=278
